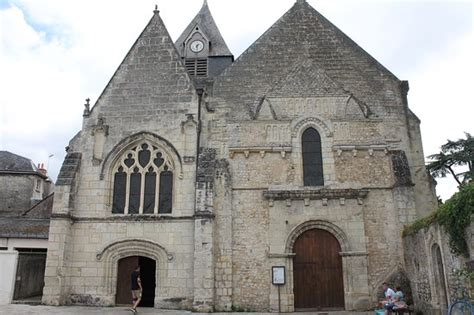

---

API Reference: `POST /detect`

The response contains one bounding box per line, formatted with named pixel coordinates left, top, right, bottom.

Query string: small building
left=0, top=151, right=53, bottom=217
left=0, top=151, right=53, bottom=304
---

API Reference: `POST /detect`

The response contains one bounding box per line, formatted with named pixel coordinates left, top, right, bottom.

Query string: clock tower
left=175, top=0, right=234, bottom=82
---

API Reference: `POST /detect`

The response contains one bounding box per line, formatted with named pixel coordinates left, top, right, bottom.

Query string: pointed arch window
left=302, top=128, right=324, bottom=186
left=112, top=142, right=174, bottom=214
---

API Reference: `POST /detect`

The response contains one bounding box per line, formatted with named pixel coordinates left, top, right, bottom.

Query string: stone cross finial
left=153, top=4, right=159, bottom=14
left=83, top=98, right=91, bottom=117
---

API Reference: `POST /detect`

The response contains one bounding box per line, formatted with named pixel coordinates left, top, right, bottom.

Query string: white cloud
left=407, top=33, right=473, bottom=200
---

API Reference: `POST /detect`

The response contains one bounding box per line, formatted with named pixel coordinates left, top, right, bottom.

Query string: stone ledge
left=229, top=146, right=292, bottom=158
left=333, top=144, right=389, bottom=157
left=263, top=188, right=369, bottom=207
left=268, top=253, right=296, bottom=258
left=263, top=188, right=369, bottom=200
left=51, top=214, right=212, bottom=222
left=339, top=251, right=368, bottom=257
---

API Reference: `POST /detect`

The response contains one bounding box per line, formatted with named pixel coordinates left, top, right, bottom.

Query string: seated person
left=392, top=286, right=407, bottom=311
left=379, top=282, right=396, bottom=307
left=384, top=286, right=406, bottom=314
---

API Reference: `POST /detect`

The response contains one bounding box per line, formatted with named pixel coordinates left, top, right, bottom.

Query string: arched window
left=302, top=128, right=324, bottom=186
left=112, top=142, right=174, bottom=214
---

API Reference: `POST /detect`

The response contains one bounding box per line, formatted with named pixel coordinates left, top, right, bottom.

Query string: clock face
left=190, top=40, right=204, bottom=53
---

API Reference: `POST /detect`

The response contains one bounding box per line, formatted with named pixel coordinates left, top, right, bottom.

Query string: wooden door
left=116, top=256, right=139, bottom=305
left=293, top=229, right=344, bottom=310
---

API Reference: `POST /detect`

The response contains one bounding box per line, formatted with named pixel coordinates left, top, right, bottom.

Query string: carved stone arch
left=291, top=117, right=333, bottom=138
left=100, top=131, right=183, bottom=180
left=96, top=238, right=172, bottom=295
left=285, top=220, right=350, bottom=253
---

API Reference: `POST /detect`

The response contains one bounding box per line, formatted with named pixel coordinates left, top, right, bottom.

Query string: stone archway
left=286, top=220, right=350, bottom=253
left=96, top=238, right=172, bottom=305
left=285, top=220, right=371, bottom=311
left=291, top=226, right=345, bottom=310
left=115, top=256, right=156, bottom=307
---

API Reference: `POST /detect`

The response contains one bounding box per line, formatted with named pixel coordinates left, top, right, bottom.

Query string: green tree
left=436, top=182, right=474, bottom=257
left=427, top=133, right=474, bottom=187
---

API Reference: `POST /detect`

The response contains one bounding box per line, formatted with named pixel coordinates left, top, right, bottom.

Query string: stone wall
left=0, top=175, right=35, bottom=215
left=42, top=1, right=440, bottom=312
left=403, top=222, right=473, bottom=314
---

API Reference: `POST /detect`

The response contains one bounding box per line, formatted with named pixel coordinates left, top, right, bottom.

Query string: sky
left=0, top=0, right=472, bottom=201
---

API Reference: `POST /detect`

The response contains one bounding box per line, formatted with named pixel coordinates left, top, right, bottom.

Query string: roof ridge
left=216, top=2, right=300, bottom=79
left=302, top=2, right=400, bottom=82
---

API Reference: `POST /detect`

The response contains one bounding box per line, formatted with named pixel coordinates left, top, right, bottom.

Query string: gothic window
left=112, top=142, right=174, bottom=214
left=302, top=127, right=324, bottom=186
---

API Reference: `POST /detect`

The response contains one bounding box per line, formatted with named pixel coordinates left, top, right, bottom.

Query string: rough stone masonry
left=42, top=0, right=438, bottom=312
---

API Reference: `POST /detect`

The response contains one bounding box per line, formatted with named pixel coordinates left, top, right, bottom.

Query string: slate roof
left=174, top=1, right=233, bottom=57
left=0, top=218, right=49, bottom=239
left=213, top=0, right=402, bottom=119
left=0, top=193, right=53, bottom=239
left=0, top=151, right=45, bottom=178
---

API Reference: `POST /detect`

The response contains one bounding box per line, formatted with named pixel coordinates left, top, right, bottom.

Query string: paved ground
left=0, top=304, right=374, bottom=315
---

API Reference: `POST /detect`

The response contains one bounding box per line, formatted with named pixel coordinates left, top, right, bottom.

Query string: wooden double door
left=293, top=228, right=345, bottom=310
left=116, top=256, right=156, bottom=307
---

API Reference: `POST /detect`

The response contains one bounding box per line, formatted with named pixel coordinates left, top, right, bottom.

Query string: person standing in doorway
left=130, top=265, right=142, bottom=313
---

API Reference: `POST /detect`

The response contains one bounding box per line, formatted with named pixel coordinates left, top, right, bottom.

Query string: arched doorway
left=432, top=244, right=448, bottom=309
left=293, top=228, right=344, bottom=310
left=116, top=256, right=156, bottom=307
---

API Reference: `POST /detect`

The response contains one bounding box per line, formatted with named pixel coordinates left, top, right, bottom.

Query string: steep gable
left=174, top=1, right=232, bottom=57
left=214, top=0, right=402, bottom=119
left=90, top=9, right=196, bottom=115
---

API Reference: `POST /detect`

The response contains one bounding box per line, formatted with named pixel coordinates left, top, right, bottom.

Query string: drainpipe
left=194, top=88, right=204, bottom=213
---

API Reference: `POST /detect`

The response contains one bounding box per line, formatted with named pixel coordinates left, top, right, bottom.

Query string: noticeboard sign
left=272, top=266, right=285, bottom=285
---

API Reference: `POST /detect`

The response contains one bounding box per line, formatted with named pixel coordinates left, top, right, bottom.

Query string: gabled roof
left=90, top=8, right=195, bottom=114
left=174, top=1, right=233, bottom=57
left=214, top=0, right=401, bottom=119
left=0, top=151, right=46, bottom=178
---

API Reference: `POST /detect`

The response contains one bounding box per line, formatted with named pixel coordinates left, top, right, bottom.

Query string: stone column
left=192, top=182, right=215, bottom=312
left=341, top=253, right=371, bottom=311
left=42, top=187, right=74, bottom=305
left=213, top=162, right=233, bottom=311
left=42, top=152, right=81, bottom=305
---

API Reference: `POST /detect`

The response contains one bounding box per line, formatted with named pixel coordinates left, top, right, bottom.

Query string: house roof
left=174, top=1, right=233, bottom=57
left=0, top=193, right=53, bottom=239
left=0, top=218, right=49, bottom=239
left=213, top=0, right=401, bottom=119
left=0, top=151, right=46, bottom=178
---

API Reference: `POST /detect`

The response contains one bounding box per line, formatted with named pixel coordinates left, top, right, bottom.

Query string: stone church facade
left=43, top=0, right=437, bottom=311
